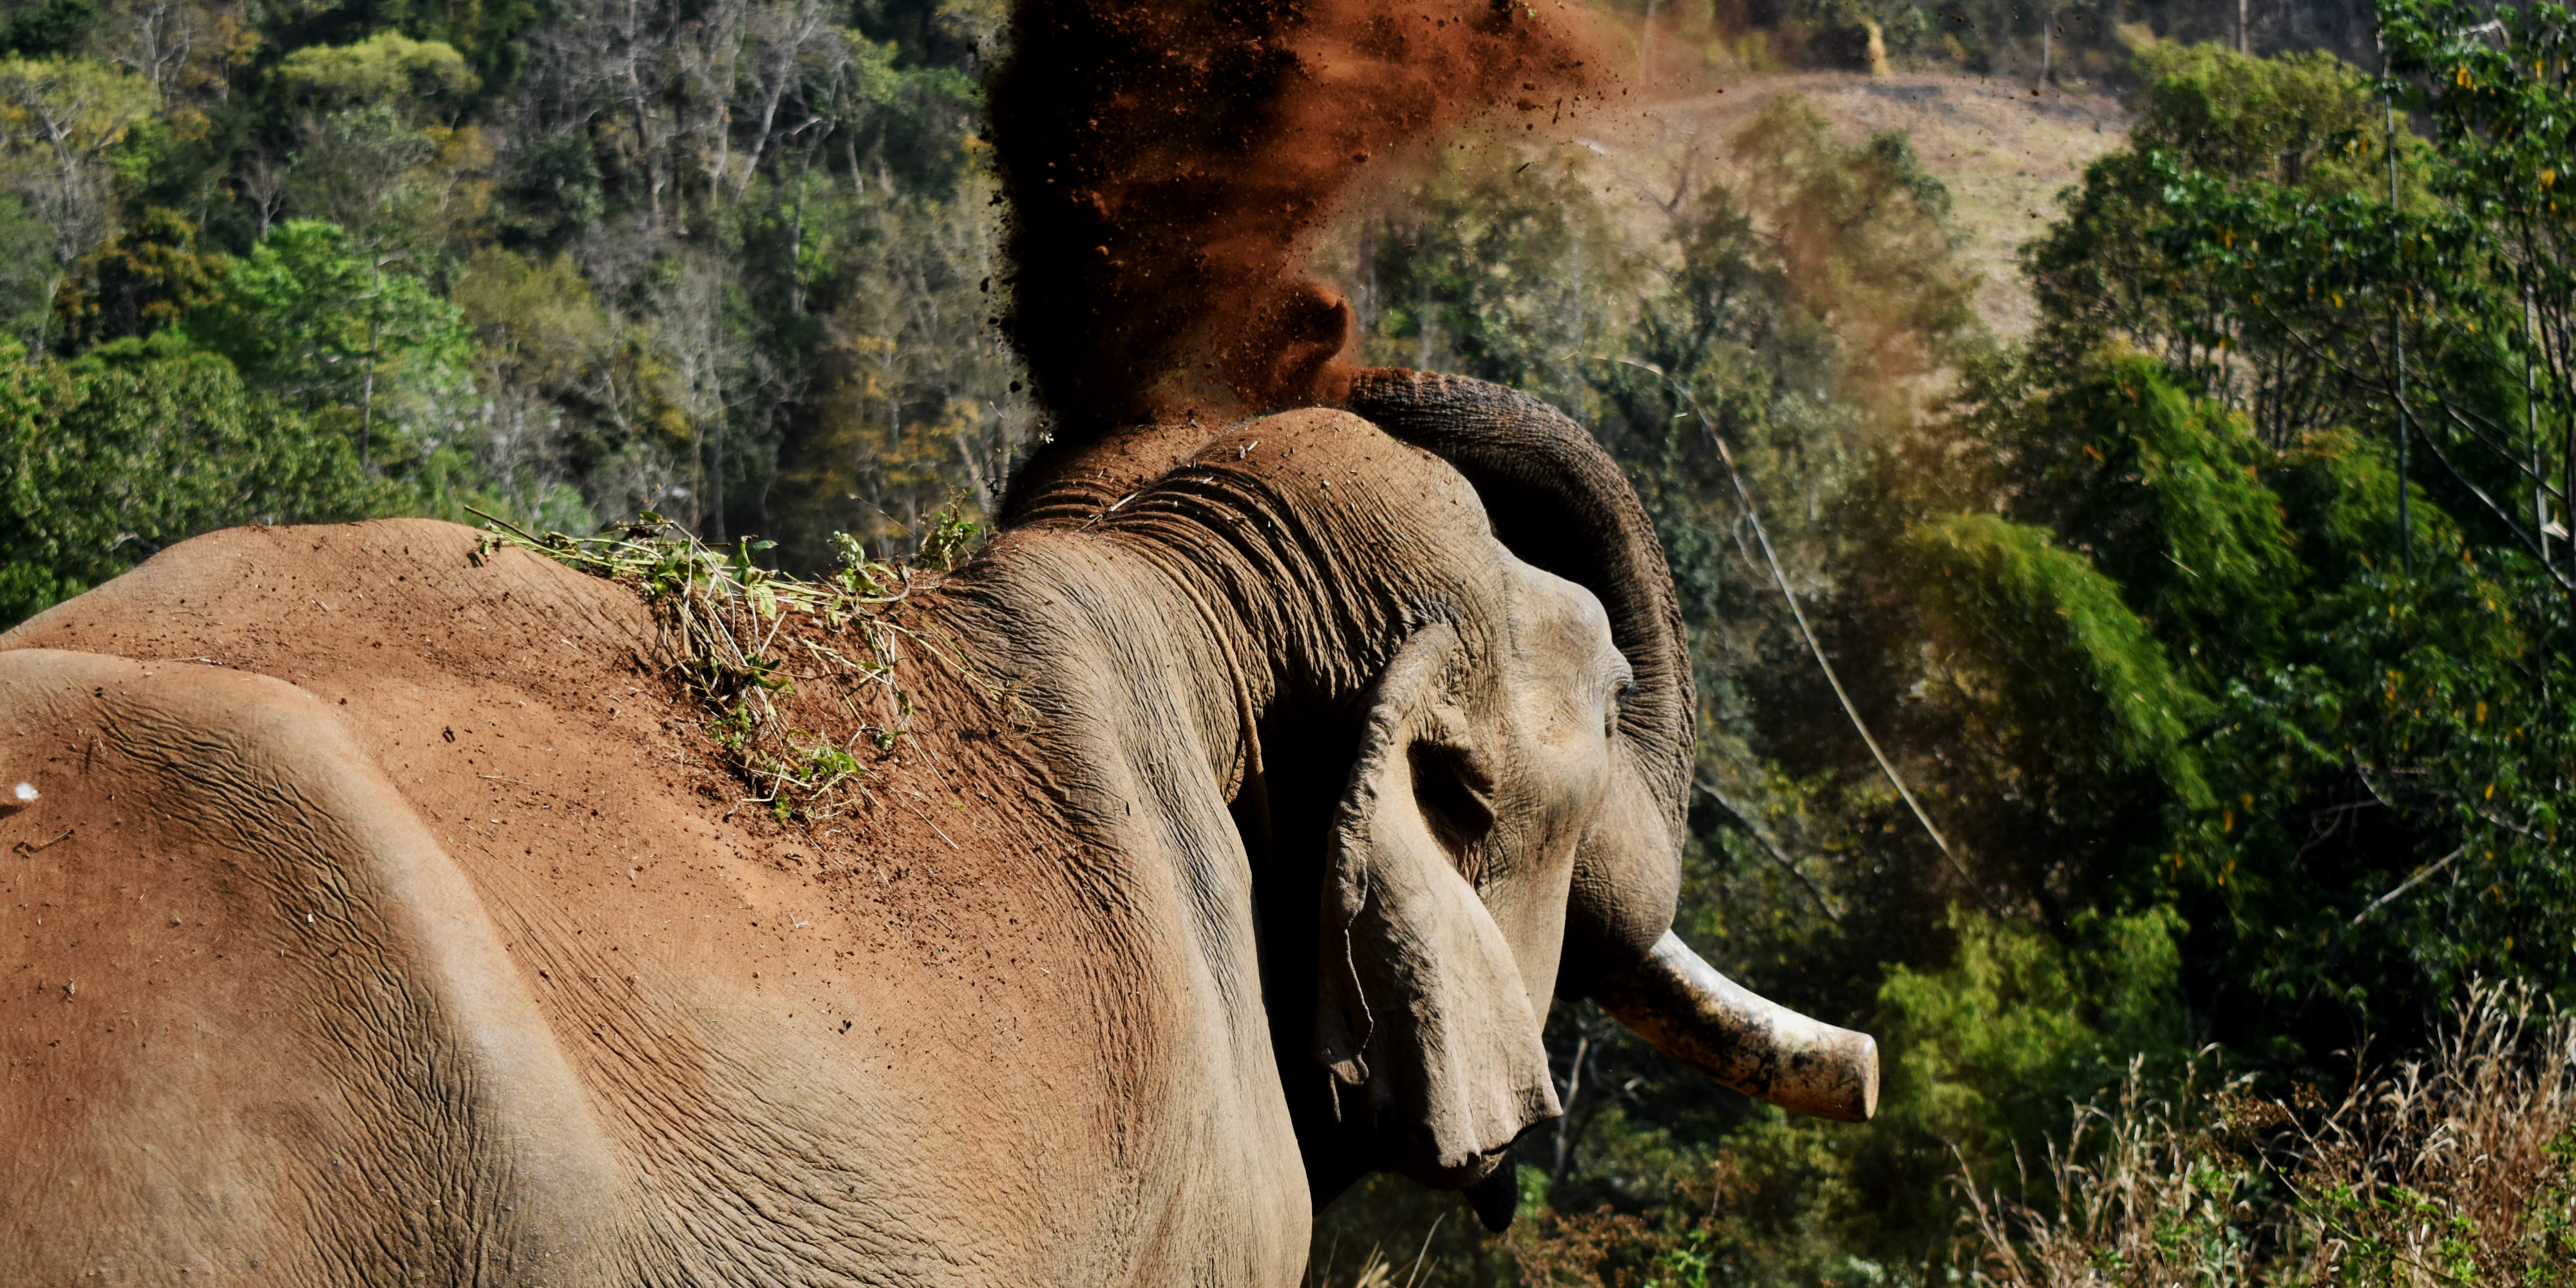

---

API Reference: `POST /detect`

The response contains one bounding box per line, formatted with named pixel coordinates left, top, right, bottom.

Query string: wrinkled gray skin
left=0, top=374, right=1852, bottom=1285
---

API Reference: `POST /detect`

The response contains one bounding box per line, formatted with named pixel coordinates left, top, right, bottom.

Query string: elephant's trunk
left=1587, top=931, right=1879, bottom=1122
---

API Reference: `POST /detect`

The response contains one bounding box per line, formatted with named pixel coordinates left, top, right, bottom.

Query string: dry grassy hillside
left=1596, top=71, right=2132, bottom=336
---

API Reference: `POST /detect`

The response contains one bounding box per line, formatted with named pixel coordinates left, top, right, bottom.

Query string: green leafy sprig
left=469, top=506, right=985, bottom=822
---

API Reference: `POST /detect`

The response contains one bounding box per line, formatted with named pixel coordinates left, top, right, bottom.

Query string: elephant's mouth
left=1463, top=1146, right=1527, bottom=1233
left=1396, top=1132, right=1536, bottom=1233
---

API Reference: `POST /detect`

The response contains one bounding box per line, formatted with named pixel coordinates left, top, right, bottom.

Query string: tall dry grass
left=1959, top=980, right=2576, bottom=1286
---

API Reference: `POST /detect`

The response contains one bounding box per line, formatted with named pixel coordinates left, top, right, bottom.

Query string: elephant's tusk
left=1588, top=931, right=1879, bottom=1123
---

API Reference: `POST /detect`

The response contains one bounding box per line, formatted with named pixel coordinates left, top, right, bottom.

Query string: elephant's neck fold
left=943, top=527, right=1267, bottom=824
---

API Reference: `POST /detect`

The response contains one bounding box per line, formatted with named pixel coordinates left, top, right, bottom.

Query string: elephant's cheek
left=1553, top=766, right=1682, bottom=1001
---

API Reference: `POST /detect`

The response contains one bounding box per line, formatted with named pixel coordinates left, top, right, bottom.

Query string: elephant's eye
left=1605, top=679, right=1637, bottom=739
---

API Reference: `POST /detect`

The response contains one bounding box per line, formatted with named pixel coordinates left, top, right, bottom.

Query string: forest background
left=1, top=0, right=2570, bottom=1280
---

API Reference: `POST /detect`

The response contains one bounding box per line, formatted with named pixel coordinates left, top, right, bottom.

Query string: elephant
left=0, top=370, right=1873, bottom=1285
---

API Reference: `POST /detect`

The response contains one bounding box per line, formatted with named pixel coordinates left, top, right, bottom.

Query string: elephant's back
left=0, top=522, right=1196, bottom=1282
left=0, top=517, right=656, bottom=680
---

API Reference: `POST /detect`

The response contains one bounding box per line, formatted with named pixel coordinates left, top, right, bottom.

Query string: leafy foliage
left=0, top=0, right=1027, bottom=637
left=0, top=333, right=380, bottom=623
left=275, top=32, right=480, bottom=106
left=178, top=218, right=475, bottom=468
left=471, top=506, right=991, bottom=819
left=1899, top=513, right=2209, bottom=802
left=1962, top=981, right=2576, bottom=1287
left=1976, top=26, right=2576, bottom=1068
left=1318, top=18, right=2576, bottom=1288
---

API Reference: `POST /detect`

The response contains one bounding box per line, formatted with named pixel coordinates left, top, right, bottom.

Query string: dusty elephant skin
left=0, top=378, right=1871, bottom=1285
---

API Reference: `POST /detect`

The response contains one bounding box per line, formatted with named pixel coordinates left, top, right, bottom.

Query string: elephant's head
left=1001, top=372, right=1875, bottom=1225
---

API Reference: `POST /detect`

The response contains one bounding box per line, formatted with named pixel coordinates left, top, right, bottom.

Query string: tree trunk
left=1549, top=1033, right=1589, bottom=1180
left=710, top=419, right=726, bottom=542
left=624, top=0, right=660, bottom=234
left=2039, top=8, right=2051, bottom=90
left=2533, top=303, right=2549, bottom=570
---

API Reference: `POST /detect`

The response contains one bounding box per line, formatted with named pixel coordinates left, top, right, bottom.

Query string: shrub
left=1960, top=979, right=2576, bottom=1285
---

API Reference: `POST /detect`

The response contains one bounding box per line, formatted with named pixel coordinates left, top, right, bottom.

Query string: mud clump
left=989, top=0, right=1602, bottom=433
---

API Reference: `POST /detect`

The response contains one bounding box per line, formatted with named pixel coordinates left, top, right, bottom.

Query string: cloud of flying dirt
left=988, top=0, right=1605, bottom=432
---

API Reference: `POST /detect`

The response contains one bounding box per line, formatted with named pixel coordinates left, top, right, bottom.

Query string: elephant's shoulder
left=0, top=649, right=630, bottom=1283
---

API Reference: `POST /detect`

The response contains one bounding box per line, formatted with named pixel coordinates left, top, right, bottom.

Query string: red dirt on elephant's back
left=0, top=520, right=1048, bottom=983
left=989, top=0, right=1605, bottom=431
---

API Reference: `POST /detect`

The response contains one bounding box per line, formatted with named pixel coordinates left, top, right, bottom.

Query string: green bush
left=0, top=334, right=386, bottom=627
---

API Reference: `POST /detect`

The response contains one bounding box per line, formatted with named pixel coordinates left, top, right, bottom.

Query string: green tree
left=1987, top=14, right=2576, bottom=1056
left=0, top=0, right=99, bottom=59
left=52, top=204, right=225, bottom=346
left=2024, top=43, right=2405, bottom=442
left=177, top=218, right=474, bottom=478
left=0, top=55, right=153, bottom=295
left=274, top=32, right=479, bottom=106
left=0, top=190, right=57, bottom=341
left=0, top=333, right=382, bottom=626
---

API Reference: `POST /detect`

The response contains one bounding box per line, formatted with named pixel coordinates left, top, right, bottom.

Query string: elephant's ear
left=1312, top=623, right=1561, bottom=1184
